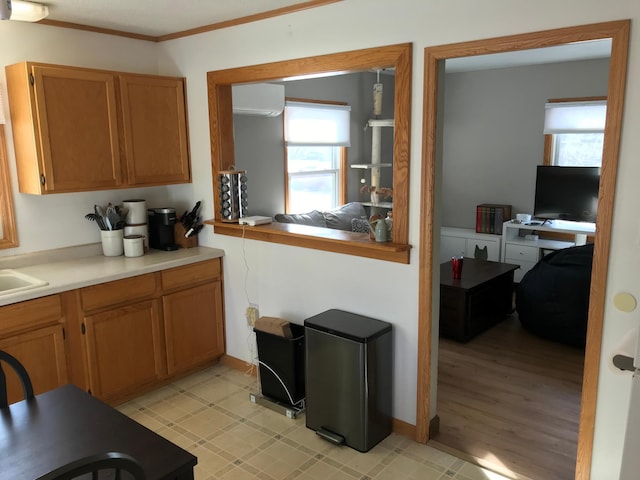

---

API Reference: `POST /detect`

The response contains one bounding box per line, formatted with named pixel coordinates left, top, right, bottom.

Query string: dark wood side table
left=0, top=384, right=197, bottom=479
left=440, top=257, right=519, bottom=342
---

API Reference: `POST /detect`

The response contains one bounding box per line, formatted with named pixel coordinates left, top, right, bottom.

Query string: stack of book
left=476, top=204, right=512, bottom=234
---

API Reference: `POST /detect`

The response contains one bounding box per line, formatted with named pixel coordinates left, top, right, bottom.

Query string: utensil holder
left=101, top=229, right=124, bottom=256
left=174, top=223, right=198, bottom=248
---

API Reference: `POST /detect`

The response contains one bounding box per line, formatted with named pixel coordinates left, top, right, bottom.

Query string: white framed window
left=284, top=100, right=350, bottom=213
left=550, top=133, right=604, bottom=167
left=543, top=99, right=606, bottom=167
left=286, top=146, right=342, bottom=213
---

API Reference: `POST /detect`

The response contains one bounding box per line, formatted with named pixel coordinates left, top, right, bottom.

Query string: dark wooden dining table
left=0, top=384, right=197, bottom=479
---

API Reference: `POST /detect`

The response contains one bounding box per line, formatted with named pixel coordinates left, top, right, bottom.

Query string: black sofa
left=515, top=243, right=594, bottom=347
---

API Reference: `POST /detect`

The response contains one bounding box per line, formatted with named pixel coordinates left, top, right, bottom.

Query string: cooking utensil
left=85, top=213, right=104, bottom=229
left=94, top=205, right=108, bottom=230
left=106, top=203, right=122, bottom=231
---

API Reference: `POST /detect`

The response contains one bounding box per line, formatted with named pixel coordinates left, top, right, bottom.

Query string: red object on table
left=451, top=256, right=464, bottom=279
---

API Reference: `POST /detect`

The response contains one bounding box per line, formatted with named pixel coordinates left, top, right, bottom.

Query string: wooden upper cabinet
left=119, top=75, right=190, bottom=186
left=6, top=63, right=122, bottom=194
left=5, top=62, right=191, bottom=194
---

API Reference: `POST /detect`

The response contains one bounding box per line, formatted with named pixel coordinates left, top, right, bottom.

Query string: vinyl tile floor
left=117, top=364, right=510, bottom=480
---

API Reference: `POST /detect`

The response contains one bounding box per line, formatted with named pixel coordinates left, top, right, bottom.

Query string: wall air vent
left=232, top=83, right=285, bottom=117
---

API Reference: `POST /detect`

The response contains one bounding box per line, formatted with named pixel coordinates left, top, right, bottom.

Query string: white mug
left=123, top=235, right=145, bottom=257
left=124, top=224, right=149, bottom=251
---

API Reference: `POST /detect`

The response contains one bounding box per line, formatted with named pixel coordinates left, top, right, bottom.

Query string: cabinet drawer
left=81, top=273, right=157, bottom=311
left=505, top=244, right=539, bottom=262
left=161, top=259, right=221, bottom=291
left=0, top=295, right=63, bottom=336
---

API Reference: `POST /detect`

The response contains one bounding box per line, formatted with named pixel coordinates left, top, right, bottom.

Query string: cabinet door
left=119, top=75, right=190, bottom=186
left=163, top=280, right=224, bottom=376
left=31, top=65, right=123, bottom=193
left=0, top=325, right=68, bottom=405
left=83, top=300, right=164, bottom=402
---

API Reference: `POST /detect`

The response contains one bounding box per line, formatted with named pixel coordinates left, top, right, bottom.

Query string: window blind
left=543, top=100, right=607, bottom=134
left=284, top=101, right=351, bottom=146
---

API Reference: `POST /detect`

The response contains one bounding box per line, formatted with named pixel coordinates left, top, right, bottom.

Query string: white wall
left=159, top=1, right=640, bottom=477
left=2, top=0, right=640, bottom=477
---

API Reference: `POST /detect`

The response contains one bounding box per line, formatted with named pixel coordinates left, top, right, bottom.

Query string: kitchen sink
left=0, top=269, right=48, bottom=296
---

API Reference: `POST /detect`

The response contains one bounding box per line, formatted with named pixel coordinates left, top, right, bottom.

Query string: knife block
left=174, top=223, right=198, bottom=248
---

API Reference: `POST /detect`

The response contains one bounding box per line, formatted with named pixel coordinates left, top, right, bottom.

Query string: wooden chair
left=36, top=452, right=146, bottom=480
left=0, top=349, right=34, bottom=408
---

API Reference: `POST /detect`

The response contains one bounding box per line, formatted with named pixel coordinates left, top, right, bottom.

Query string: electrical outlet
left=246, top=304, right=259, bottom=326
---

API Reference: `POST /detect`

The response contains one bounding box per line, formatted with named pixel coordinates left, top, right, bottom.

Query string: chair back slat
left=36, top=451, right=146, bottom=480
left=0, top=350, right=34, bottom=408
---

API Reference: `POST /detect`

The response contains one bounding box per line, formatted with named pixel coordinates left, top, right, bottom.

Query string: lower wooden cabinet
left=0, top=295, right=68, bottom=405
left=77, top=257, right=225, bottom=403
left=83, top=300, right=164, bottom=402
left=163, top=280, right=224, bottom=375
left=1, top=258, right=225, bottom=406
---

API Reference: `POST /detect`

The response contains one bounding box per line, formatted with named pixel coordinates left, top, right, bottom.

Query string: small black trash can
left=255, top=323, right=305, bottom=405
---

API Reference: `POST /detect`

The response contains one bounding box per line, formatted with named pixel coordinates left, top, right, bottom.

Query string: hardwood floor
left=432, top=315, right=584, bottom=480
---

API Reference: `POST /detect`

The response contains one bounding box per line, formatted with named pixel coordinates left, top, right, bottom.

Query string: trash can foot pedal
left=249, top=392, right=305, bottom=419
left=316, top=428, right=344, bottom=445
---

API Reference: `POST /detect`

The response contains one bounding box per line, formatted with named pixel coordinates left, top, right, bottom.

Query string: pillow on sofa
left=274, top=210, right=326, bottom=227
left=351, top=217, right=370, bottom=233
left=324, top=202, right=367, bottom=230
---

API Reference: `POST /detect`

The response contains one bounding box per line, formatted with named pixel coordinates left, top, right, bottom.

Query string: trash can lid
left=304, top=309, right=392, bottom=343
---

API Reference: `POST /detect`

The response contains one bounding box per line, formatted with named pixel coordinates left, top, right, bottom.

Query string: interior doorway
left=415, top=20, right=630, bottom=480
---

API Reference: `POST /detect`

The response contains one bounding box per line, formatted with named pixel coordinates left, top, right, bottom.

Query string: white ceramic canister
left=124, top=223, right=149, bottom=251
left=123, top=234, right=145, bottom=257
left=100, top=229, right=124, bottom=256
left=123, top=199, right=147, bottom=225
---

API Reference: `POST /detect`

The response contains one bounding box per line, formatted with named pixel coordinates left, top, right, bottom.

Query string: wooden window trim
left=206, top=43, right=412, bottom=264
left=543, top=134, right=554, bottom=166
left=0, top=126, right=18, bottom=249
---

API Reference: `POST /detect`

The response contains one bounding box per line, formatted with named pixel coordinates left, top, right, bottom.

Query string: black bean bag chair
left=515, top=243, right=594, bottom=347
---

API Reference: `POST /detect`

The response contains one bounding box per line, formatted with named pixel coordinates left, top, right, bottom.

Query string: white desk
left=501, top=220, right=595, bottom=282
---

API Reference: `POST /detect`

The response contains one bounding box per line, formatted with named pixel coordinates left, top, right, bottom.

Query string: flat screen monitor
left=533, top=166, right=600, bottom=223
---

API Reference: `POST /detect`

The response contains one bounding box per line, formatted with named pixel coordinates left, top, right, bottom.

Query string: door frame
left=416, top=20, right=630, bottom=480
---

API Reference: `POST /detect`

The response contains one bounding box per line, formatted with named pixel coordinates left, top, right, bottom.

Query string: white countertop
left=0, top=245, right=225, bottom=307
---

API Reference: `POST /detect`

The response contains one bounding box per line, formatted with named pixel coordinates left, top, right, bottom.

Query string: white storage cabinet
left=440, top=227, right=502, bottom=263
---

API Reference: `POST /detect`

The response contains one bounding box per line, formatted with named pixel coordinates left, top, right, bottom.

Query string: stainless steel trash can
left=304, top=309, right=392, bottom=452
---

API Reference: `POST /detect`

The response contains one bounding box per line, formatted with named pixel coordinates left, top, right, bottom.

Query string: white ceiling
left=33, top=0, right=326, bottom=37
left=445, top=39, right=612, bottom=73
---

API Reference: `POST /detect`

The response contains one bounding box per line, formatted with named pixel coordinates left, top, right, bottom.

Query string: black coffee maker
left=148, top=208, right=179, bottom=251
